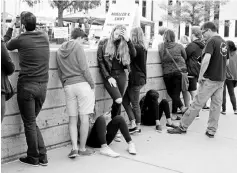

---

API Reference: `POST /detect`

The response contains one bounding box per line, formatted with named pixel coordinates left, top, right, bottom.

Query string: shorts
left=64, top=82, right=95, bottom=116
left=188, top=77, right=197, bottom=91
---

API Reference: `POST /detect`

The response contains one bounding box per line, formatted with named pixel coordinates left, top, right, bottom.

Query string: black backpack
left=186, top=56, right=201, bottom=78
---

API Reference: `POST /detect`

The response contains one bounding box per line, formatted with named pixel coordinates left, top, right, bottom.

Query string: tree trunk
left=58, top=8, right=64, bottom=27
left=57, top=7, right=65, bottom=44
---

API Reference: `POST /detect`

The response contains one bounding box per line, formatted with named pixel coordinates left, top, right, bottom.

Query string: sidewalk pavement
left=2, top=100, right=237, bottom=173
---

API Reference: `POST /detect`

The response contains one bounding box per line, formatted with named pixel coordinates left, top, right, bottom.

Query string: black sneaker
left=19, top=157, right=39, bottom=167
left=39, top=154, right=48, bottom=166
left=129, top=127, right=137, bottom=134
left=167, top=127, right=186, bottom=134
left=205, top=131, right=214, bottom=138
left=203, top=106, right=210, bottom=110
left=155, top=125, right=162, bottom=132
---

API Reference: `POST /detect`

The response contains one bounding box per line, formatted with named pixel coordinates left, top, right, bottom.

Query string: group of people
left=1, top=10, right=237, bottom=167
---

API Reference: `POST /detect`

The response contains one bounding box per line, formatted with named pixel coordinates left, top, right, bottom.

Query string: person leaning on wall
left=1, top=34, right=15, bottom=123
left=97, top=24, right=137, bottom=155
left=4, top=11, right=50, bottom=166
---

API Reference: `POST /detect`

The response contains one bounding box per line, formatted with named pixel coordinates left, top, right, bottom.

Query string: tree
left=24, top=0, right=101, bottom=32
left=159, top=0, right=228, bottom=26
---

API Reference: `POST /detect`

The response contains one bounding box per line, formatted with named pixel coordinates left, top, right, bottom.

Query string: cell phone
left=15, top=16, right=20, bottom=28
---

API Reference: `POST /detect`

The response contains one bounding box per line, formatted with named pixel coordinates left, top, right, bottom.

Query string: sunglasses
left=202, top=29, right=208, bottom=35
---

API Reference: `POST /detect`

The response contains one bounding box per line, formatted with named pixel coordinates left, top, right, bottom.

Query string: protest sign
left=100, top=1, right=140, bottom=39
left=53, top=27, right=69, bottom=39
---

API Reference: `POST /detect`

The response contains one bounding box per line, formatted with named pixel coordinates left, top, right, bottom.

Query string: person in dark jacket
left=1, top=39, right=15, bottom=123
left=140, top=90, right=177, bottom=132
left=185, top=27, right=205, bottom=107
left=122, top=27, right=147, bottom=134
left=97, top=25, right=136, bottom=119
left=4, top=11, right=49, bottom=166
left=97, top=25, right=137, bottom=154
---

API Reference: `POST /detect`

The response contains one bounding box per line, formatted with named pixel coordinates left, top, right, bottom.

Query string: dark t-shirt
left=203, top=36, right=228, bottom=81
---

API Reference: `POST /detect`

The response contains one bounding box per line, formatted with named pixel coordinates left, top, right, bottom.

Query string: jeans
left=180, top=79, right=224, bottom=135
left=123, top=84, right=143, bottom=124
left=141, top=99, right=170, bottom=126
left=86, top=115, right=132, bottom=148
left=103, top=70, right=127, bottom=118
left=163, top=73, right=184, bottom=112
left=17, top=81, right=48, bottom=162
left=222, top=79, right=237, bottom=111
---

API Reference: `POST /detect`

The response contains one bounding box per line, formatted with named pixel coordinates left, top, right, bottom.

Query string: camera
left=15, top=16, right=20, bottom=28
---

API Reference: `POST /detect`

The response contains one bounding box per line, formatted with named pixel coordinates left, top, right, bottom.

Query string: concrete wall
left=1, top=48, right=169, bottom=163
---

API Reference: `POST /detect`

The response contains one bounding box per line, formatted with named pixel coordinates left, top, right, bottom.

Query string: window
left=141, top=25, right=145, bottom=34
left=224, top=20, right=229, bottom=37
left=235, top=20, right=237, bottom=37
left=185, top=24, right=189, bottom=36
left=159, top=21, right=163, bottom=26
left=135, top=0, right=139, bottom=4
left=142, top=0, right=146, bottom=17
left=105, top=0, right=109, bottom=12
left=168, top=0, right=172, bottom=16
left=151, top=0, right=154, bottom=21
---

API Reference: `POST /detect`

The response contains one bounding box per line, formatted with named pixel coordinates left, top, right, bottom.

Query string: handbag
left=5, top=77, right=15, bottom=101
left=165, top=47, right=189, bottom=91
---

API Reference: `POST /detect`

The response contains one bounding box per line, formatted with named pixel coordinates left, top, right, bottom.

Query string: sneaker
left=166, top=123, right=178, bottom=128
left=39, top=154, right=48, bottom=166
left=100, top=146, right=120, bottom=158
left=221, top=111, right=226, bottom=115
left=114, top=136, right=122, bottom=142
left=203, top=106, right=210, bottom=110
left=19, top=157, right=39, bottom=167
left=205, top=131, right=214, bottom=138
left=167, top=127, right=186, bottom=134
left=137, top=128, right=141, bottom=133
left=128, top=142, right=136, bottom=155
left=195, top=115, right=200, bottom=119
left=155, top=125, right=162, bottom=132
left=234, top=110, right=237, bottom=115
left=129, top=127, right=138, bottom=134
left=68, top=150, right=79, bottom=158
left=78, top=149, right=95, bottom=156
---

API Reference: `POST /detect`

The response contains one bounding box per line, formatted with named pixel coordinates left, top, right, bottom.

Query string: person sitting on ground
left=86, top=111, right=137, bottom=158
left=56, top=28, right=95, bottom=158
left=140, top=90, right=177, bottom=132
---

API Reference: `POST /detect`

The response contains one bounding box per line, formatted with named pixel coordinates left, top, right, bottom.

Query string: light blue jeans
left=179, top=79, right=224, bottom=135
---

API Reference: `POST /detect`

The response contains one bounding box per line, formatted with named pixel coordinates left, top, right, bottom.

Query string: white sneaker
left=100, top=146, right=120, bottom=158
left=234, top=110, right=237, bottom=115
left=128, top=142, right=137, bottom=155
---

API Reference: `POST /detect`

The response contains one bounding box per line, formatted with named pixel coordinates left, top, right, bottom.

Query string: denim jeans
left=123, top=84, right=143, bottom=124
left=222, top=79, right=237, bottom=111
left=17, top=81, right=48, bottom=162
left=180, top=79, right=224, bottom=135
left=103, top=70, right=127, bottom=118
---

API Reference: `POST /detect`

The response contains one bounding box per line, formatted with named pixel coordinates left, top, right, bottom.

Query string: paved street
left=2, top=89, right=237, bottom=173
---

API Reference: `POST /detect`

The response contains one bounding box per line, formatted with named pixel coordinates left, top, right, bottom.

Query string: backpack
left=186, top=56, right=201, bottom=78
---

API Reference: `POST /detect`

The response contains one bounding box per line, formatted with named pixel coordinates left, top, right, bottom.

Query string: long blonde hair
left=105, top=25, right=130, bottom=66
left=130, top=27, right=146, bottom=50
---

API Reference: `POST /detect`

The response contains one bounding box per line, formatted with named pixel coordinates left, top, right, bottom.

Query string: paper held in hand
left=100, top=0, right=140, bottom=40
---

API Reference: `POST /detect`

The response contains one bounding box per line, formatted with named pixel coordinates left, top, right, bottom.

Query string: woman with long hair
left=97, top=25, right=137, bottom=154
left=122, top=27, right=147, bottom=133
left=159, top=29, right=188, bottom=117
left=221, top=40, right=237, bottom=115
